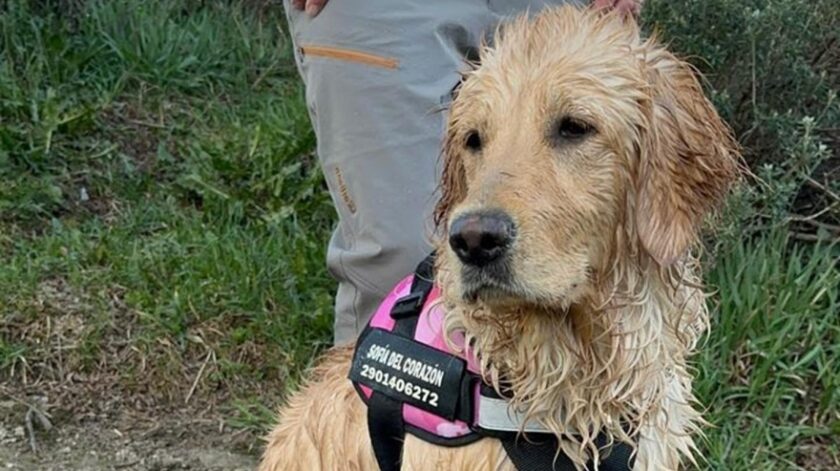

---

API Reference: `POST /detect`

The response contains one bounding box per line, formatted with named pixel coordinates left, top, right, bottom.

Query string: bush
left=646, top=0, right=839, bottom=234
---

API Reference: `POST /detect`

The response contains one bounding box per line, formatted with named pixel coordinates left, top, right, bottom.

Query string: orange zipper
left=300, top=45, right=399, bottom=70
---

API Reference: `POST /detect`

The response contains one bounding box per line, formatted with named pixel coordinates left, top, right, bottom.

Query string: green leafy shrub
left=646, top=0, right=839, bottom=232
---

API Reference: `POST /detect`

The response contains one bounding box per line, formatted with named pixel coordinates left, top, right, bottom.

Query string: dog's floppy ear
left=636, top=49, right=739, bottom=266
left=434, top=121, right=468, bottom=232
left=434, top=80, right=469, bottom=232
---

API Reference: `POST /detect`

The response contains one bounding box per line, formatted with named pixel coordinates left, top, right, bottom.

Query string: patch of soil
left=0, top=277, right=283, bottom=470
left=0, top=398, right=258, bottom=470
left=99, top=101, right=165, bottom=176
left=796, top=440, right=840, bottom=471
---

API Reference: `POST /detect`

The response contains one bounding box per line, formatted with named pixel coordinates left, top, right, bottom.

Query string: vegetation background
left=0, top=0, right=837, bottom=469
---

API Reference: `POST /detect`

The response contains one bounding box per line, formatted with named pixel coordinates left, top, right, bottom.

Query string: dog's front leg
left=259, top=347, right=380, bottom=471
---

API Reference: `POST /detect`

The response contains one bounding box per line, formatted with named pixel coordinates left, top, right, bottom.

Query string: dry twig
left=185, top=350, right=215, bottom=405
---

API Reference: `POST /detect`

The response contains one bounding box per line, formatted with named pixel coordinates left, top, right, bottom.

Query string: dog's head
left=436, top=7, right=739, bottom=310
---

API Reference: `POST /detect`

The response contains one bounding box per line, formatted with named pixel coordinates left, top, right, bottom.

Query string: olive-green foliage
left=646, top=0, right=839, bottom=226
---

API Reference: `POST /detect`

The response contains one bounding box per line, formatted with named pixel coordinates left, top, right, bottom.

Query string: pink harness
left=353, top=274, right=482, bottom=443
left=348, top=255, right=636, bottom=471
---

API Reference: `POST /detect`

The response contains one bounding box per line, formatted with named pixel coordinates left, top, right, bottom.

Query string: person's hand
left=593, top=0, right=643, bottom=17
left=292, top=0, right=328, bottom=17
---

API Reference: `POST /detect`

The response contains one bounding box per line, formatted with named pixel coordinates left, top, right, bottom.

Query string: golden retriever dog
left=260, top=5, right=739, bottom=470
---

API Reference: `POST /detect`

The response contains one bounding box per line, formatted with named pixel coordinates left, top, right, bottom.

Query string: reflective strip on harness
left=476, top=395, right=554, bottom=434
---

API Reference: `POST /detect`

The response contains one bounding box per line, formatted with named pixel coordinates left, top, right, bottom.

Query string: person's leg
left=284, top=0, right=579, bottom=344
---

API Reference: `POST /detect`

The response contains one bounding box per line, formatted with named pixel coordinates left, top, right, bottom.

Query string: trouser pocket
left=299, top=44, right=399, bottom=70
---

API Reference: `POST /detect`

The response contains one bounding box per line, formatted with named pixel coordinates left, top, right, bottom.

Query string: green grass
left=700, top=234, right=839, bottom=468
left=1, top=0, right=838, bottom=468
left=0, top=0, right=335, bottom=400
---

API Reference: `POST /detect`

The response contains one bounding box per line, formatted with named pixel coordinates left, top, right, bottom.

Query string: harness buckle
left=390, top=291, right=426, bottom=319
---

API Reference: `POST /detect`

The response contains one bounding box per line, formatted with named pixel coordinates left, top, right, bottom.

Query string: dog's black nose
left=448, top=211, right=515, bottom=267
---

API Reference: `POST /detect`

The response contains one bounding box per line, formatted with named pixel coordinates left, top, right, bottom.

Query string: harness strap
left=502, top=432, right=636, bottom=471
left=477, top=381, right=636, bottom=470
left=367, top=392, right=405, bottom=471
left=501, top=435, right=577, bottom=471
left=476, top=395, right=553, bottom=433
left=391, top=255, right=435, bottom=324
left=367, top=254, right=436, bottom=471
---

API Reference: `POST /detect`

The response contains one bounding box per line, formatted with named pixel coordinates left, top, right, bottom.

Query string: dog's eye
left=464, top=130, right=483, bottom=152
left=555, top=117, right=594, bottom=141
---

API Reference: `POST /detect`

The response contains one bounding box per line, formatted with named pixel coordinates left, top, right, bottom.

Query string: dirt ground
left=0, top=395, right=259, bottom=470
left=0, top=277, right=281, bottom=470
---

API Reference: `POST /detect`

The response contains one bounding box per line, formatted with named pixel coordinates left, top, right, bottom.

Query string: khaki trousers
left=284, top=0, right=580, bottom=343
